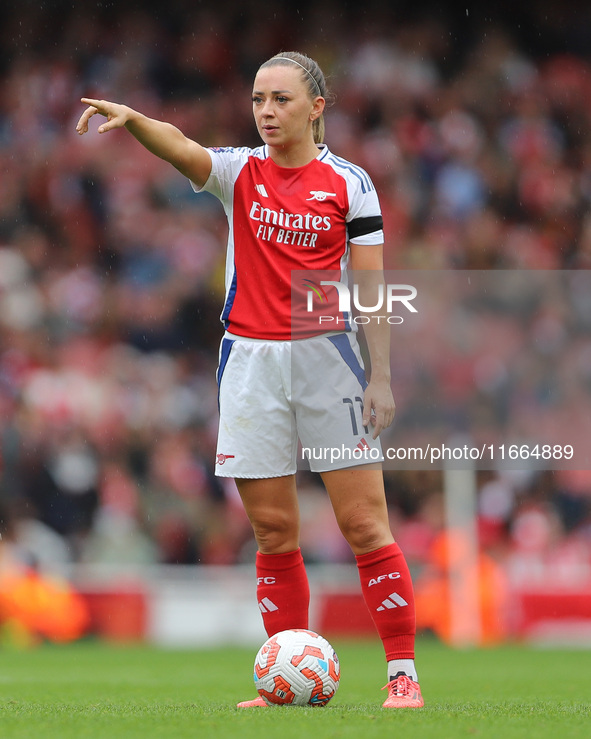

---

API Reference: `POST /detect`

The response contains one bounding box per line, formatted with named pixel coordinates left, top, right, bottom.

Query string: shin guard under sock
left=356, top=542, right=416, bottom=660
left=256, top=548, right=310, bottom=637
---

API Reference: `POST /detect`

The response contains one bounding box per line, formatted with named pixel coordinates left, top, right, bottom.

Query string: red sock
left=256, top=548, right=310, bottom=637
left=356, top=542, right=416, bottom=660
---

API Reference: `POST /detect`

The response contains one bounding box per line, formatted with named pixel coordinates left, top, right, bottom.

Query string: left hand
left=362, top=378, right=395, bottom=439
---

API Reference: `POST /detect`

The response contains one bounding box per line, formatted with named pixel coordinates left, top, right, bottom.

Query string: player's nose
left=260, top=99, right=275, bottom=116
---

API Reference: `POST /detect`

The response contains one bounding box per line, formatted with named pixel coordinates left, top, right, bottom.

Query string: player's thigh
left=216, top=338, right=297, bottom=478
left=293, top=333, right=383, bottom=472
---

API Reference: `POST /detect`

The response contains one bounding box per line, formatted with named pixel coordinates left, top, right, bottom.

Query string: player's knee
left=251, top=512, right=299, bottom=553
left=339, top=512, right=389, bottom=554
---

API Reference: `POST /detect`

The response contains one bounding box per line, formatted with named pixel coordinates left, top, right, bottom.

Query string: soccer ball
left=253, top=629, right=340, bottom=707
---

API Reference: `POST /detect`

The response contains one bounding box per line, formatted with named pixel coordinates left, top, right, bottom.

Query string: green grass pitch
left=0, top=637, right=589, bottom=738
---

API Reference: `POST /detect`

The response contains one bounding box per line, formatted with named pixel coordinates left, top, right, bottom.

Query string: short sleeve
left=345, top=172, right=384, bottom=245
left=189, top=146, right=256, bottom=205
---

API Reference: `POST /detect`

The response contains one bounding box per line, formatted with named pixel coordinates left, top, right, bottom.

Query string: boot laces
left=384, top=674, right=414, bottom=696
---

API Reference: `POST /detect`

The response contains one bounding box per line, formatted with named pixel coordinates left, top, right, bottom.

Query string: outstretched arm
left=350, top=242, right=395, bottom=439
left=76, top=98, right=212, bottom=188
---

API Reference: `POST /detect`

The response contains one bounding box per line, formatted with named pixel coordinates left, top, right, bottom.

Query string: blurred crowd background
left=1, top=0, right=591, bottom=642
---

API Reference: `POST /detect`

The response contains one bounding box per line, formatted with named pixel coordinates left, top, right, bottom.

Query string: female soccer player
left=77, top=51, right=423, bottom=709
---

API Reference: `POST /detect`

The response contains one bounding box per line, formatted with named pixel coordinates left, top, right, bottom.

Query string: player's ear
left=310, top=96, right=325, bottom=121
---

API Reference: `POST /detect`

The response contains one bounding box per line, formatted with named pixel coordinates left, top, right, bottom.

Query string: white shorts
left=215, top=331, right=384, bottom=478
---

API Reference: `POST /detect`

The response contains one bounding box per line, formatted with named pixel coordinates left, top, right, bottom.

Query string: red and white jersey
left=193, top=144, right=384, bottom=339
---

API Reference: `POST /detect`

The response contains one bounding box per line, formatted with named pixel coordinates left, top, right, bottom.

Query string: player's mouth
left=262, top=125, right=278, bottom=133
